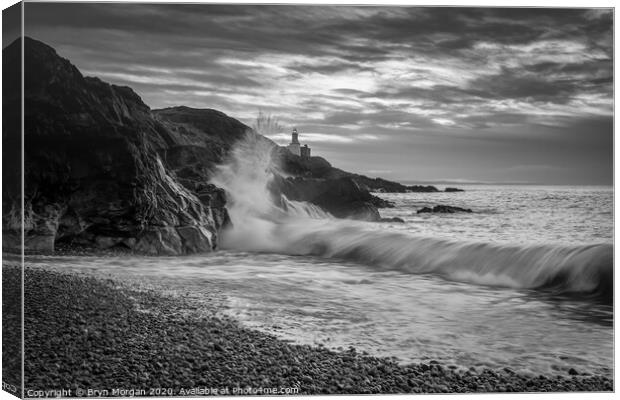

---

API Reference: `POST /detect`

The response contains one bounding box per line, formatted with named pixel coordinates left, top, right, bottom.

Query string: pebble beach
left=3, top=264, right=612, bottom=396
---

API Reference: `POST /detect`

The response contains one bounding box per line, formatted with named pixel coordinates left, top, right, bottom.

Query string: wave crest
left=211, top=134, right=613, bottom=303
left=282, top=222, right=612, bottom=302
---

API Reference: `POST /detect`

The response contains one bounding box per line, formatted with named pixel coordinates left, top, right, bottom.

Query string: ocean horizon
left=399, top=181, right=614, bottom=188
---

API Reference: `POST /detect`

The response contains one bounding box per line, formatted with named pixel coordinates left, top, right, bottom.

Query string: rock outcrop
left=270, top=147, right=394, bottom=219
left=273, top=175, right=386, bottom=221
left=417, top=205, right=473, bottom=214
left=2, top=38, right=236, bottom=254
left=445, top=187, right=465, bottom=192
left=274, top=147, right=439, bottom=193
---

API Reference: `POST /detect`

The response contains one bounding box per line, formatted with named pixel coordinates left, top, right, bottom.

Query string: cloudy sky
left=21, top=3, right=613, bottom=184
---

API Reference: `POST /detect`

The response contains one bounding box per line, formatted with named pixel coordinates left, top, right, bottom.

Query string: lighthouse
left=287, top=128, right=311, bottom=158
left=287, top=128, right=301, bottom=156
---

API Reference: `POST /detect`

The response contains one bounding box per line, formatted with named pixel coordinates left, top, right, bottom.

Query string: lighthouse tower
left=287, top=128, right=301, bottom=156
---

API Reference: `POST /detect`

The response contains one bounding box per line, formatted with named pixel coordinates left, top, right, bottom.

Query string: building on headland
left=287, top=128, right=311, bottom=158
left=288, top=128, right=301, bottom=156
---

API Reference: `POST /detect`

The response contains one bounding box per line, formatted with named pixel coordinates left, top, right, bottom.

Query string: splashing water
left=209, top=132, right=329, bottom=252
left=209, top=134, right=612, bottom=302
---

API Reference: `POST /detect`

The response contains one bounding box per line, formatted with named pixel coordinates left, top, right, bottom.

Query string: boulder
left=445, top=187, right=465, bottom=192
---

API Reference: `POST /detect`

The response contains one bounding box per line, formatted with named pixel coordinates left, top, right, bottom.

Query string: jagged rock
left=272, top=176, right=383, bottom=221
left=417, top=205, right=473, bottom=214
left=176, top=226, right=213, bottom=254
left=134, top=228, right=184, bottom=256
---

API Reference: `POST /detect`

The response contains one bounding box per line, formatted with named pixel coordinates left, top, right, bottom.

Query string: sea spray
left=210, top=134, right=613, bottom=302
left=210, top=131, right=329, bottom=252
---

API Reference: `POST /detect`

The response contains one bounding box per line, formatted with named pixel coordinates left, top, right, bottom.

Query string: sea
left=25, top=136, right=614, bottom=379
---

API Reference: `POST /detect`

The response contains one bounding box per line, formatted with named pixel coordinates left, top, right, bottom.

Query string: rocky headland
left=275, top=147, right=441, bottom=193
left=2, top=37, right=454, bottom=255
left=4, top=38, right=235, bottom=255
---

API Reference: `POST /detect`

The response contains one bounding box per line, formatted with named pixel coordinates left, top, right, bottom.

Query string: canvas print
left=2, top=2, right=614, bottom=397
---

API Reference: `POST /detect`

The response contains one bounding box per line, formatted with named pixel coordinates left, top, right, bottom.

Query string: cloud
left=266, top=132, right=378, bottom=144
left=21, top=4, right=613, bottom=184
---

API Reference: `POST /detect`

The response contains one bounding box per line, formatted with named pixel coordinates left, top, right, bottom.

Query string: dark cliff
left=3, top=38, right=235, bottom=254
left=269, top=147, right=393, bottom=219
left=3, top=38, right=426, bottom=254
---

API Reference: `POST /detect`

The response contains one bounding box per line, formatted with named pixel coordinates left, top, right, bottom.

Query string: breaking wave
left=210, top=133, right=613, bottom=303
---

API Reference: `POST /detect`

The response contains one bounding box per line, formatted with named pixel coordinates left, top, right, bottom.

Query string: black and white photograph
left=1, top=1, right=615, bottom=397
